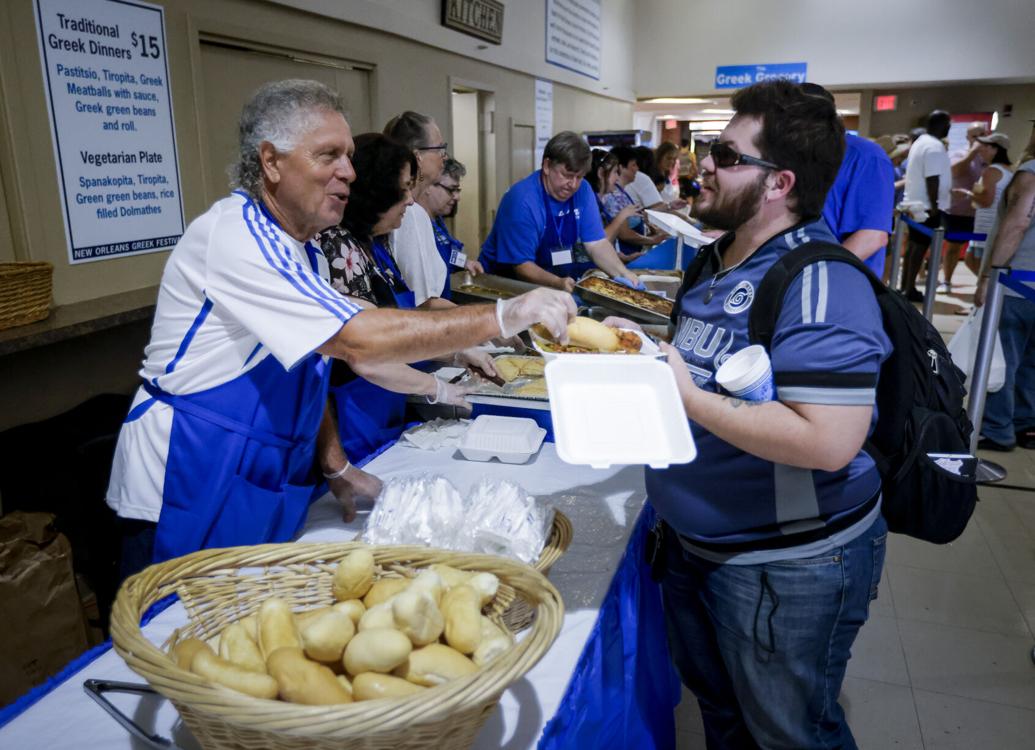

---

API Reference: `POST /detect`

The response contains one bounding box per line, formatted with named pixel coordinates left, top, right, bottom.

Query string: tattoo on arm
left=722, top=396, right=765, bottom=409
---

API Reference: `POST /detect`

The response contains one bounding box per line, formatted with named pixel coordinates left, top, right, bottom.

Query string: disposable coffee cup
left=715, top=345, right=775, bottom=401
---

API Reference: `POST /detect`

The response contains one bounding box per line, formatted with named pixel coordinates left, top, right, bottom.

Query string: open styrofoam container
left=545, top=356, right=696, bottom=469
left=458, top=415, right=547, bottom=464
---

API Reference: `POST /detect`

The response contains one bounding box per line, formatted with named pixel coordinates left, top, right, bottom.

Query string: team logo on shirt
left=723, top=281, right=755, bottom=315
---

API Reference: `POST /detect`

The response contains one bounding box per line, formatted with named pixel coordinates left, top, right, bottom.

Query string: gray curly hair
left=229, top=79, right=348, bottom=197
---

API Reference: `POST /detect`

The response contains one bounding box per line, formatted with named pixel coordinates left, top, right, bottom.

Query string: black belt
left=668, top=489, right=881, bottom=555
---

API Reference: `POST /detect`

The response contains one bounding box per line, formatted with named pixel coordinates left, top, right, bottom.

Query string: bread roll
left=393, top=643, right=477, bottom=687
left=190, top=648, right=279, bottom=699
left=218, top=622, right=267, bottom=674
left=266, top=647, right=352, bottom=704
left=333, top=549, right=375, bottom=601
left=258, top=598, right=302, bottom=660
left=566, top=317, right=620, bottom=352
left=362, top=577, right=410, bottom=608
left=357, top=601, right=396, bottom=631
left=172, top=637, right=213, bottom=671
left=351, top=672, right=426, bottom=701
left=441, top=585, right=481, bottom=654
left=332, top=599, right=366, bottom=626
left=343, top=628, right=412, bottom=675
left=392, top=590, right=445, bottom=646
left=472, top=616, right=514, bottom=667
left=300, top=610, right=355, bottom=662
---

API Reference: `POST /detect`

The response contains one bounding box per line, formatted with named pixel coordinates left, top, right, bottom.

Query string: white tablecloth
left=0, top=441, right=648, bottom=749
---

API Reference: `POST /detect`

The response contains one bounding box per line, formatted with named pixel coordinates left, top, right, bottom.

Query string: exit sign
left=874, top=95, right=898, bottom=112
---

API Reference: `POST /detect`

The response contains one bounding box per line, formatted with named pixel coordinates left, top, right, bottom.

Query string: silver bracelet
left=322, top=461, right=351, bottom=480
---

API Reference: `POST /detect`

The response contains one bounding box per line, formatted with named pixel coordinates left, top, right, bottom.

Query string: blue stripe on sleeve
left=238, top=198, right=359, bottom=323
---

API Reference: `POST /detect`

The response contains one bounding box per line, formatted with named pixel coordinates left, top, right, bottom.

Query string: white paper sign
left=34, top=0, right=184, bottom=264
left=545, top=0, right=601, bottom=80
left=534, top=79, right=553, bottom=166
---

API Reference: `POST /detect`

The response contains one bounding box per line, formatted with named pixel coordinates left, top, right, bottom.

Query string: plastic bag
left=361, top=475, right=552, bottom=563
left=947, top=308, right=1005, bottom=393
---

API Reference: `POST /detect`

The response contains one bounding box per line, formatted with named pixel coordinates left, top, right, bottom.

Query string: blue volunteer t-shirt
left=432, top=217, right=466, bottom=299
left=480, top=170, right=606, bottom=279
left=646, top=219, right=891, bottom=548
left=823, top=133, right=896, bottom=277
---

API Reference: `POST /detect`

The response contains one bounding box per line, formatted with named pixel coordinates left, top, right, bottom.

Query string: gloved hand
left=614, top=275, right=647, bottom=291
left=496, top=287, right=577, bottom=341
left=454, top=348, right=498, bottom=378
left=601, top=316, right=644, bottom=333
left=426, top=377, right=473, bottom=409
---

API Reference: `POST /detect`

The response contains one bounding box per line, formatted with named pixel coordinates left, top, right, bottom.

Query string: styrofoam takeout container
left=458, top=415, right=547, bottom=464
left=531, top=328, right=661, bottom=362
left=545, top=356, right=696, bottom=469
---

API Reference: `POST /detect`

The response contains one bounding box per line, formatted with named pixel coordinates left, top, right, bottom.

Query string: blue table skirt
left=539, top=504, right=682, bottom=749
left=626, top=238, right=692, bottom=271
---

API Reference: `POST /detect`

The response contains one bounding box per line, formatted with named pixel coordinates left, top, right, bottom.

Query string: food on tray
left=577, top=276, right=674, bottom=316
left=533, top=317, right=644, bottom=354
left=493, top=355, right=546, bottom=382
left=458, top=283, right=515, bottom=299
left=170, top=557, right=515, bottom=704
left=512, top=379, right=548, bottom=399
left=634, top=268, right=683, bottom=278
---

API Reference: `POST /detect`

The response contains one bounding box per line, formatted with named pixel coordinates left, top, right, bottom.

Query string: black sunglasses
left=707, top=140, right=780, bottom=171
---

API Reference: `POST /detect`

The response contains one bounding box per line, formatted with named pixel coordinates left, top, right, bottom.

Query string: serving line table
left=0, top=441, right=680, bottom=749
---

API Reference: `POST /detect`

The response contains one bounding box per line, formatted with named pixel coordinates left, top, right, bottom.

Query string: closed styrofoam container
left=458, top=415, right=547, bottom=464
left=545, top=356, right=696, bottom=469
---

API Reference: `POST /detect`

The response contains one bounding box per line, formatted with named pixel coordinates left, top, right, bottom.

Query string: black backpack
left=681, top=240, right=978, bottom=543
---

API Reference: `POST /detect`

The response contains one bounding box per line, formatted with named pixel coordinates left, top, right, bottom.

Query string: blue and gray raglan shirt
left=645, top=219, right=892, bottom=552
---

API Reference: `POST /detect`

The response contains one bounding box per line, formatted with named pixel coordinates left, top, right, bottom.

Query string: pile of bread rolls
left=169, top=549, right=514, bottom=704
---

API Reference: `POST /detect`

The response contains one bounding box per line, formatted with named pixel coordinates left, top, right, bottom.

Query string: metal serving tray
left=574, top=279, right=672, bottom=325
left=450, top=271, right=538, bottom=304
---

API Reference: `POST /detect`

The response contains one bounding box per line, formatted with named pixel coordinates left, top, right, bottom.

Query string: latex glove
left=327, top=465, right=383, bottom=523
left=490, top=335, right=527, bottom=353
left=465, top=259, right=485, bottom=276
left=601, top=316, right=643, bottom=333
left=426, top=377, right=473, bottom=409
left=455, top=348, right=498, bottom=378
left=613, top=275, right=647, bottom=291
left=496, top=287, right=577, bottom=341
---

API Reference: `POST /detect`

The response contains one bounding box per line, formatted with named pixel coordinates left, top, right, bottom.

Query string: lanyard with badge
left=540, top=180, right=586, bottom=268
left=433, top=218, right=467, bottom=268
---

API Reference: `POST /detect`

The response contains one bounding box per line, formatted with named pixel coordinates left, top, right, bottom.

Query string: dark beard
left=692, top=173, right=767, bottom=231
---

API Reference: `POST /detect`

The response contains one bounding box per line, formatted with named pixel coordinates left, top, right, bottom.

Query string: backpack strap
left=747, top=241, right=886, bottom=349
left=747, top=241, right=892, bottom=473
left=668, top=241, right=719, bottom=325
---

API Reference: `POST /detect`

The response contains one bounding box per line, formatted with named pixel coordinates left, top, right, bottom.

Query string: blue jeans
left=981, top=295, right=1035, bottom=445
left=660, top=515, right=888, bottom=750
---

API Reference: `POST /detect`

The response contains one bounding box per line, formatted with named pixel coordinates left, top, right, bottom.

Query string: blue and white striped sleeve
left=206, top=196, right=363, bottom=370
left=770, top=260, right=890, bottom=406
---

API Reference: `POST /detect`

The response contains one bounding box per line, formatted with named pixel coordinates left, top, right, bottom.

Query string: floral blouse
left=318, top=226, right=401, bottom=308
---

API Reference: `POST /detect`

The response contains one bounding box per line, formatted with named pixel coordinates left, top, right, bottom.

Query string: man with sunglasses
left=640, top=80, right=891, bottom=750
left=383, top=111, right=454, bottom=308
left=480, top=131, right=640, bottom=291
left=417, top=156, right=484, bottom=299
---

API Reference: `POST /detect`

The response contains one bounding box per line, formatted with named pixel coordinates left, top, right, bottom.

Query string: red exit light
left=874, top=95, right=898, bottom=112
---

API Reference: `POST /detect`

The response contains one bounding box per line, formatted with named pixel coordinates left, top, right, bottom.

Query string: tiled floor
left=676, top=265, right=1035, bottom=748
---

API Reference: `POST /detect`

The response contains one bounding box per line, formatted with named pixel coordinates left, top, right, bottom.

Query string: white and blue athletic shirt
left=106, top=192, right=361, bottom=522
left=646, top=219, right=892, bottom=548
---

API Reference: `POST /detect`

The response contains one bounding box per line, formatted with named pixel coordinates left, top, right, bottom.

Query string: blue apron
left=331, top=236, right=415, bottom=463
left=538, top=181, right=595, bottom=280
left=147, top=243, right=332, bottom=562
left=433, top=218, right=466, bottom=300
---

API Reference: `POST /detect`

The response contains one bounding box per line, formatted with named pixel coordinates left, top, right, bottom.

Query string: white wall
left=268, top=0, right=638, bottom=101
left=635, top=0, right=1035, bottom=96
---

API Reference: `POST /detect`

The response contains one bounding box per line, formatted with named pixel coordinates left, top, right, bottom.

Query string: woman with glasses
left=383, top=111, right=455, bottom=309
left=318, top=134, right=491, bottom=463
left=586, top=149, right=665, bottom=262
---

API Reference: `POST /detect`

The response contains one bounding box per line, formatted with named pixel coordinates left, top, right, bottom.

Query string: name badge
left=551, top=247, right=573, bottom=266
left=449, top=248, right=467, bottom=268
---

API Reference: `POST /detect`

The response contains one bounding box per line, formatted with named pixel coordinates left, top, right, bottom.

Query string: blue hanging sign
left=715, top=63, right=808, bottom=89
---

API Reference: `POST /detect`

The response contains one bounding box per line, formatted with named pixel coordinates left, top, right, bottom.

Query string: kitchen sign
left=441, top=0, right=504, bottom=45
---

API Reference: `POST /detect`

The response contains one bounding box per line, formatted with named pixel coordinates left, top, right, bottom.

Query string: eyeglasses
left=434, top=182, right=461, bottom=196
left=417, top=142, right=449, bottom=153
left=707, top=140, right=780, bottom=171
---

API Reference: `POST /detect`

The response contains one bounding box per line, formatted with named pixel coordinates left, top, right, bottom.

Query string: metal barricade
left=967, top=267, right=1009, bottom=483
left=921, top=226, right=944, bottom=321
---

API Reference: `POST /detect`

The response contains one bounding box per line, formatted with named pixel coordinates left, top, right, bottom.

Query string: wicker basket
left=110, top=542, right=564, bottom=750
left=492, top=509, right=572, bottom=631
left=0, top=261, right=53, bottom=331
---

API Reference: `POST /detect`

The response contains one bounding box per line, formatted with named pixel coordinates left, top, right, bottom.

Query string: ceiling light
left=643, top=97, right=713, bottom=104
left=654, top=114, right=680, bottom=120
left=700, top=108, right=735, bottom=115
